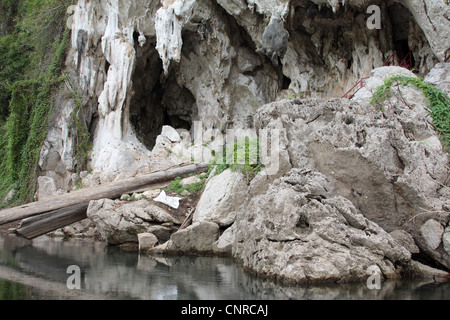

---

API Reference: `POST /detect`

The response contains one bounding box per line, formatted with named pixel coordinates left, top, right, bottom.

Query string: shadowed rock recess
left=33, top=0, right=449, bottom=283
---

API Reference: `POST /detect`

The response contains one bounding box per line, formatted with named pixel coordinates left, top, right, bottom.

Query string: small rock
left=420, top=219, right=444, bottom=250
left=2, top=188, right=16, bottom=204
left=161, top=125, right=181, bottom=143
left=180, top=176, right=202, bottom=186
left=132, top=192, right=145, bottom=200
left=120, top=194, right=130, bottom=201
left=181, top=190, right=191, bottom=196
left=161, top=222, right=174, bottom=227
left=146, top=225, right=174, bottom=243
left=213, top=224, right=235, bottom=255
left=138, top=233, right=158, bottom=252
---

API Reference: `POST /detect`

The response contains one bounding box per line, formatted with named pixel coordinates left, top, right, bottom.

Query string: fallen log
left=0, top=163, right=208, bottom=226
left=15, top=203, right=89, bottom=240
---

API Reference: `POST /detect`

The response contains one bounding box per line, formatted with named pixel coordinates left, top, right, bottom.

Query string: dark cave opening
left=129, top=37, right=197, bottom=151
left=388, top=3, right=416, bottom=69
left=282, top=75, right=292, bottom=90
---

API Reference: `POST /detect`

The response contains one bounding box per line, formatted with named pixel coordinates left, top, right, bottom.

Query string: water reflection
left=0, top=235, right=449, bottom=300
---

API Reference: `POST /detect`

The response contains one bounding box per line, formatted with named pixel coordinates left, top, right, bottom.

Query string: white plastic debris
left=153, top=190, right=182, bottom=209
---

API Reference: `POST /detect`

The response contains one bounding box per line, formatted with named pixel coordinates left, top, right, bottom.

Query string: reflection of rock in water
left=1, top=235, right=449, bottom=300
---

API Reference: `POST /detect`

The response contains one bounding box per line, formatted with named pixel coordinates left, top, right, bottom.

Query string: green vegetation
left=166, top=176, right=206, bottom=195
left=210, top=138, right=264, bottom=184
left=0, top=0, right=74, bottom=206
left=0, top=279, right=33, bottom=299
left=67, top=79, right=92, bottom=173
left=370, top=74, right=450, bottom=152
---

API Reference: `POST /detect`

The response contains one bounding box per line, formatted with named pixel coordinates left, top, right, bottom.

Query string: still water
left=0, top=234, right=448, bottom=300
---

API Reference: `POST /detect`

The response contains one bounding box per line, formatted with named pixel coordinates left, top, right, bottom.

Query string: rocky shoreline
left=40, top=67, right=450, bottom=284
left=3, top=0, right=449, bottom=286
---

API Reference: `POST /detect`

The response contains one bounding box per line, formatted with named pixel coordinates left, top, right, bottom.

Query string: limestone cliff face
left=38, top=0, right=449, bottom=198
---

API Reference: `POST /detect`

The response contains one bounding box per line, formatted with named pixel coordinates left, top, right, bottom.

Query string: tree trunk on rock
left=0, top=163, right=208, bottom=226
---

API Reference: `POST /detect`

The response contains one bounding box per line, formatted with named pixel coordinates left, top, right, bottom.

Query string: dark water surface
left=0, top=234, right=448, bottom=300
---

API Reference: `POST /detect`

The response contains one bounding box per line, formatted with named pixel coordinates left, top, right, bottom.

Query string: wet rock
left=170, top=221, right=220, bottom=253
left=138, top=233, right=159, bottom=252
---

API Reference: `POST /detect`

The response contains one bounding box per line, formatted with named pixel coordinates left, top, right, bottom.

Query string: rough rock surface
left=37, top=0, right=448, bottom=194
left=234, top=169, right=411, bottom=283
left=32, top=0, right=450, bottom=283
left=163, top=221, right=221, bottom=254
left=138, top=233, right=159, bottom=252
left=425, top=62, right=450, bottom=96
left=250, top=97, right=449, bottom=271
left=193, top=169, right=248, bottom=227
left=351, top=67, right=419, bottom=103
left=87, top=198, right=180, bottom=244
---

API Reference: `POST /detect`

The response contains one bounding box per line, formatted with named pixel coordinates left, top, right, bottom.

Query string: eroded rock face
left=251, top=96, right=449, bottom=271
left=36, top=0, right=450, bottom=282
left=37, top=0, right=448, bottom=195
left=234, top=169, right=411, bottom=283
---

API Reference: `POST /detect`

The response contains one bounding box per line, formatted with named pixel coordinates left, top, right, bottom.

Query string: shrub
left=210, top=138, right=264, bottom=184
left=370, top=74, right=450, bottom=152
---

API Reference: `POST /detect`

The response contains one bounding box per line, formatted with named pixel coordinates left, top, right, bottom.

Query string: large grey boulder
left=234, top=169, right=411, bottom=283
left=164, top=221, right=221, bottom=254
left=251, top=97, right=449, bottom=271
left=87, top=199, right=180, bottom=245
left=193, top=169, right=247, bottom=227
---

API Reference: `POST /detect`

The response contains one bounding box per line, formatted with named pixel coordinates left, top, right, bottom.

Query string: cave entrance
left=388, top=3, right=415, bottom=69
left=129, top=34, right=197, bottom=150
